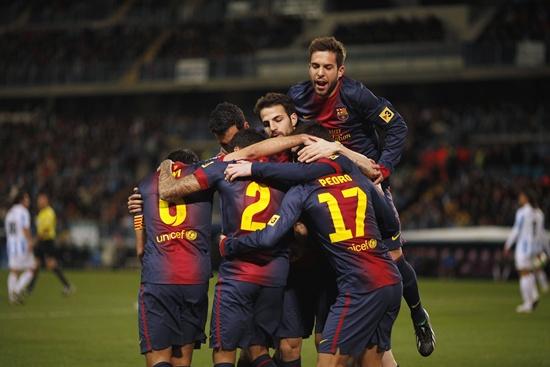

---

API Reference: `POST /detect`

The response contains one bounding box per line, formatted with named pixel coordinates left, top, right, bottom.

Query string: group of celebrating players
left=127, top=36, right=435, bottom=367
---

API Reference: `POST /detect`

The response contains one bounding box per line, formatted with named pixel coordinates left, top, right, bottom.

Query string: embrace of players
left=129, top=36, right=436, bottom=367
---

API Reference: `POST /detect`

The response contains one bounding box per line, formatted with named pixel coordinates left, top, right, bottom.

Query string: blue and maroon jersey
left=193, top=158, right=291, bottom=287
left=288, top=76, right=408, bottom=174
left=139, top=162, right=213, bottom=285
left=223, top=155, right=401, bottom=293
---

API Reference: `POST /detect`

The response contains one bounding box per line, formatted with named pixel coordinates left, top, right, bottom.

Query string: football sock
left=152, top=362, right=172, bottom=367
left=8, top=272, right=17, bottom=297
left=27, top=269, right=39, bottom=293
left=16, top=270, right=34, bottom=294
left=536, top=269, right=549, bottom=291
left=395, top=255, right=424, bottom=324
left=251, top=354, right=277, bottom=367
left=527, top=273, right=539, bottom=302
left=277, top=358, right=301, bottom=367
left=214, top=363, right=234, bottom=367
left=53, top=267, right=71, bottom=288
left=520, top=275, right=532, bottom=305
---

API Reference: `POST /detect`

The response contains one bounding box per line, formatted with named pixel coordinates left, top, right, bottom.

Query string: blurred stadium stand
left=0, top=0, right=548, bottom=277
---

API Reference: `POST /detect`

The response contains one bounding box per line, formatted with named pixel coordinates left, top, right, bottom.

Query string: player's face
left=260, top=104, right=297, bottom=137
left=216, top=125, right=240, bottom=154
left=22, top=193, right=30, bottom=208
left=37, top=194, right=47, bottom=209
left=309, top=51, right=345, bottom=97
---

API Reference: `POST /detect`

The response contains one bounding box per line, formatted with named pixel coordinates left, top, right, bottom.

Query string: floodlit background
left=0, top=0, right=549, bottom=366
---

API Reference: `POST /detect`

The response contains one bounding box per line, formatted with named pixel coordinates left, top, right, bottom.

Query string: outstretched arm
left=223, top=134, right=311, bottom=161
left=297, top=137, right=382, bottom=183
left=158, top=160, right=202, bottom=202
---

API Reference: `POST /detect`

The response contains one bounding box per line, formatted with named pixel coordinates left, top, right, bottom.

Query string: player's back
left=5, top=204, right=31, bottom=258
left=139, top=162, right=213, bottom=285
left=299, top=170, right=401, bottom=293
left=514, top=204, right=536, bottom=257
left=196, top=159, right=290, bottom=287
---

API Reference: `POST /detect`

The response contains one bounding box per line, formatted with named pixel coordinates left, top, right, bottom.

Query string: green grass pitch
left=1, top=270, right=549, bottom=366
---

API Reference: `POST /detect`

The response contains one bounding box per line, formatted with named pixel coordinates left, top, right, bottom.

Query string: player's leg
left=43, top=240, right=73, bottom=293
left=211, top=280, right=255, bottom=367
left=383, top=186, right=434, bottom=357
left=7, top=269, right=20, bottom=304
left=534, top=253, right=549, bottom=293
left=515, top=255, right=539, bottom=312
left=248, top=285, right=284, bottom=367
left=317, top=349, right=349, bottom=367
left=381, top=350, right=398, bottom=367
left=360, top=346, right=383, bottom=367
left=171, top=282, right=209, bottom=367
left=139, top=284, right=191, bottom=366
left=145, top=347, right=173, bottom=367
left=171, top=343, right=194, bottom=367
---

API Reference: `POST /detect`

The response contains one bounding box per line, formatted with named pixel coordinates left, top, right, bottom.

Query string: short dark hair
left=308, top=36, right=346, bottom=67
left=11, top=188, right=29, bottom=206
left=292, top=121, right=332, bottom=142
left=229, top=129, right=266, bottom=151
left=208, top=102, right=246, bottom=135
left=166, top=149, right=199, bottom=164
left=253, top=93, right=296, bottom=118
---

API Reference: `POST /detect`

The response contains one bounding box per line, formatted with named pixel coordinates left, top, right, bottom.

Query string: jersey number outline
left=241, top=182, right=271, bottom=231
left=159, top=199, right=187, bottom=226
left=318, top=187, right=367, bottom=243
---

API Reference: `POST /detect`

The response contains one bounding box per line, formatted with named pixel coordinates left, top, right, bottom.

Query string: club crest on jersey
left=379, top=107, right=394, bottom=123
left=336, top=107, right=349, bottom=121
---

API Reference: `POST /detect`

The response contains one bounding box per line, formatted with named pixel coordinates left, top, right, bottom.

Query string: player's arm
left=22, top=212, right=33, bottom=250
left=504, top=211, right=521, bottom=255
left=224, top=159, right=339, bottom=184
left=220, top=186, right=305, bottom=257
left=369, top=184, right=401, bottom=247
left=133, top=214, right=145, bottom=262
left=356, top=87, right=408, bottom=180
left=296, top=136, right=381, bottom=181
left=158, top=160, right=202, bottom=202
left=223, top=134, right=312, bottom=161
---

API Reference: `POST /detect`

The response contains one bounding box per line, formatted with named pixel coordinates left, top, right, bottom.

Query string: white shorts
left=515, top=254, right=534, bottom=271
left=9, top=253, right=36, bottom=271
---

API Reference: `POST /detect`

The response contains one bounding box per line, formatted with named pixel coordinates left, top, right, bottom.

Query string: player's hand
left=297, top=137, right=338, bottom=163
left=219, top=234, right=227, bottom=257
left=224, top=161, right=252, bottom=181
left=360, top=158, right=382, bottom=182
left=503, top=247, right=510, bottom=258
left=373, top=164, right=391, bottom=184
left=127, top=187, right=143, bottom=215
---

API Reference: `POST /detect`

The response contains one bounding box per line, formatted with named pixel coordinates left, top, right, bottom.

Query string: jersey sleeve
left=21, top=209, right=30, bottom=229
left=193, top=160, right=225, bottom=190
left=505, top=210, right=522, bottom=250
left=222, top=185, right=306, bottom=256
left=353, top=84, right=408, bottom=173
left=251, top=158, right=341, bottom=185
left=369, top=184, right=400, bottom=247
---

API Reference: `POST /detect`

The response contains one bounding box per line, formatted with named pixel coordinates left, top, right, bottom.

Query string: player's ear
left=290, top=113, right=298, bottom=128
left=337, top=65, right=345, bottom=79
left=243, top=121, right=250, bottom=129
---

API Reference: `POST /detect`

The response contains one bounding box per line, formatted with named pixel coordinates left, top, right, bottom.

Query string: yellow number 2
left=318, top=187, right=367, bottom=243
left=241, top=182, right=271, bottom=231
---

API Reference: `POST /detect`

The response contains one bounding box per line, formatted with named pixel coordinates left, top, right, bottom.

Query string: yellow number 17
left=318, top=187, right=367, bottom=243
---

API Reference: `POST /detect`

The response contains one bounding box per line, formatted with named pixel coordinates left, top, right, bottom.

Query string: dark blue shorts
left=318, top=283, right=402, bottom=356
left=138, top=282, right=208, bottom=354
left=277, top=260, right=337, bottom=339
left=210, top=278, right=284, bottom=350
left=382, top=186, right=403, bottom=251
